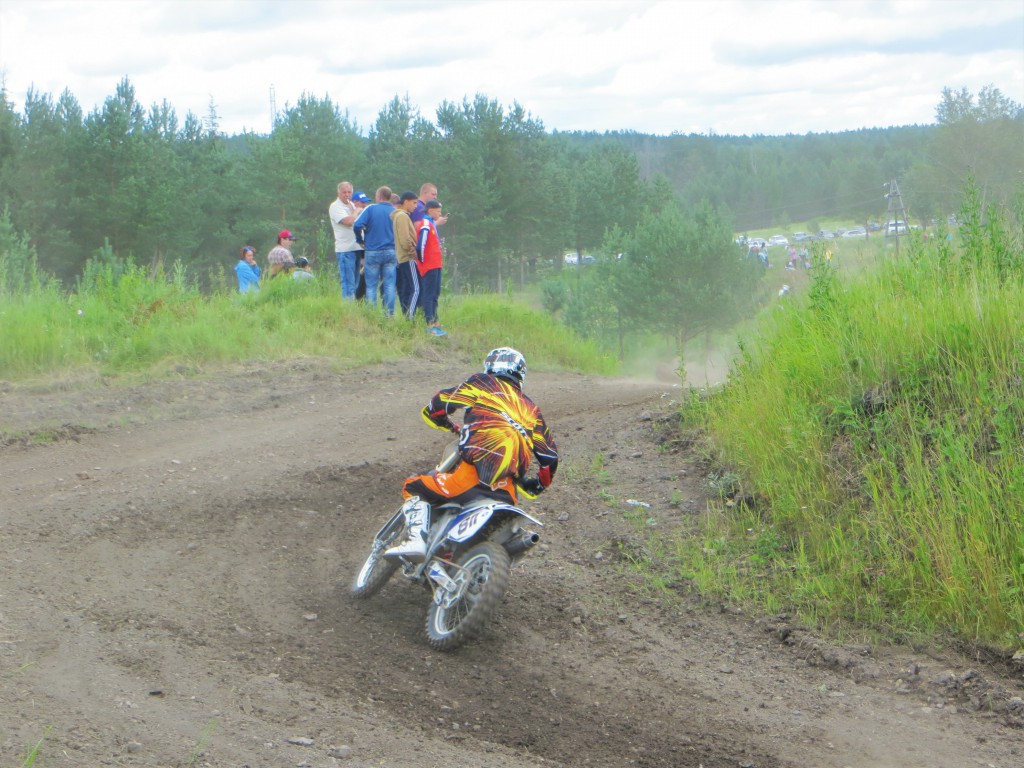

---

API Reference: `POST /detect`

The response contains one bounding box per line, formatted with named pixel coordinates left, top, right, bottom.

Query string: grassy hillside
left=676, top=208, right=1024, bottom=649
left=0, top=258, right=614, bottom=387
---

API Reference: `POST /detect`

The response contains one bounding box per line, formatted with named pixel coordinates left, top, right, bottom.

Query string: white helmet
left=483, top=347, right=527, bottom=384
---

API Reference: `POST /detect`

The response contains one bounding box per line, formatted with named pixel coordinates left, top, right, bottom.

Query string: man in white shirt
left=329, top=181, right=363, bottom=299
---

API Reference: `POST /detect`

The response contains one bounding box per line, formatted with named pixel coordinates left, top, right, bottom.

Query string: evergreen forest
left=1, top=79, right=1020, bottom=295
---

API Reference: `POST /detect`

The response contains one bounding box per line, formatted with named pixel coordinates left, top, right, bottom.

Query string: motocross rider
left=384, top=347, right=559, bottom=559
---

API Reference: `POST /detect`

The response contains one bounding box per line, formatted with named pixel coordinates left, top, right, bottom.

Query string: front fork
left=427, top=559, right=463, bottom=607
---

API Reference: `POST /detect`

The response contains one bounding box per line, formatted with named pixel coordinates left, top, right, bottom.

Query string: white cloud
left=1, top=0, right=1021, bottom=136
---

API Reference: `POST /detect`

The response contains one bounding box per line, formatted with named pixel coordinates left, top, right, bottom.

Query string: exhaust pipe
left=505, top=530, right=540, bottom=557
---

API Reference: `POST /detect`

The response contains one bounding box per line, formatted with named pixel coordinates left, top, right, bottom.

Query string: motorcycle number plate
left=449, top=507, right=492, bottom=542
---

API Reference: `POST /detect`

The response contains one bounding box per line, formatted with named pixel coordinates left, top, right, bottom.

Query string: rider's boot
left=384, top=498, right=429, bottom=560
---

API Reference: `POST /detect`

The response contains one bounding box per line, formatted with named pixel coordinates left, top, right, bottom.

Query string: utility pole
left=884, top=179, right=909, bottom=244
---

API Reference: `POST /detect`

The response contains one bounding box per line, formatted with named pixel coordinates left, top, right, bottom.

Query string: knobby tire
left=425, top=540, right=511, bottom=651
left=351, top=531, right=401, bottom=599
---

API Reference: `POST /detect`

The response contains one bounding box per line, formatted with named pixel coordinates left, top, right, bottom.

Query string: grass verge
left=0, top=265, right=614, bottom=384
left=672, top=211, right=1024, bottom=650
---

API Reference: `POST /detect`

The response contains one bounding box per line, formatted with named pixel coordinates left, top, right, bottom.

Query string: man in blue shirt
left=353, top=186, right=398, bottom=316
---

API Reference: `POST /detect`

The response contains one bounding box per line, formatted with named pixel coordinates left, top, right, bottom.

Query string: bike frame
left=390, top=498, right=541, bottom=583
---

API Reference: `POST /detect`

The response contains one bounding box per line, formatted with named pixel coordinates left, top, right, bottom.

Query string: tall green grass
left=0, top=258, right=612, bottom=383
left=444, top=294, right=616, bottom=375
left=680, top=215, right=1024, bottom=648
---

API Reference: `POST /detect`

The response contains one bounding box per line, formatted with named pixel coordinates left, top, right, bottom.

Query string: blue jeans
left=336, top=250, right=361, bottom=299
left=363, top=248, right=397, bottom=315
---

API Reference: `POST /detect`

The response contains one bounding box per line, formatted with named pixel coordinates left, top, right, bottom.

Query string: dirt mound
left=1, top=360, right=1021, bottom=767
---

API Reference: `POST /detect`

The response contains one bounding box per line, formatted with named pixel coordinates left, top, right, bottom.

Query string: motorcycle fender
left=446, top=504, right=544, bottom=544
left=510, top=507, right=544, bottom=528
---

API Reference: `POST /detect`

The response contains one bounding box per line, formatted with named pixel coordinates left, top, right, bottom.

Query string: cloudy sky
left=1, top=0, right=1022, bottom=137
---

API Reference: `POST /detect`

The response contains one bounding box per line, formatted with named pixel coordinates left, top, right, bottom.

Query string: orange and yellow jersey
left=422, top=373, right=558, bottom=489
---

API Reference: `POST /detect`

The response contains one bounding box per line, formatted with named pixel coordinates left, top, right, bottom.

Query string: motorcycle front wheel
left=425, top=541, right=511, bottom=651
left=351, top=534, right=401, bottom=600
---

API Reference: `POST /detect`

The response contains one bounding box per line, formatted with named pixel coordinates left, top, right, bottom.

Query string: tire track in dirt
left=1, top=360, right=1021, bottom=767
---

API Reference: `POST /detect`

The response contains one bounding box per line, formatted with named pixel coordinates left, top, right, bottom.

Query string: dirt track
left=1, top=358, right=1022, bottom=768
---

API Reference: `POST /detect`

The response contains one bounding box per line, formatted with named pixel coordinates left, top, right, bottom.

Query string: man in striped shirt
left=266, top=230, right=297, bottom=278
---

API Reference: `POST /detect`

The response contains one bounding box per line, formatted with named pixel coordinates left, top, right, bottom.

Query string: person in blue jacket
left=352, top=186, right=398, bottom=315
left=235, top=246, right=261, bottom=293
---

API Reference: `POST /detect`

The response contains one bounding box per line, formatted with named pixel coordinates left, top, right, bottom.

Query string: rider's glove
left=520, top=476, right=545, bottom=496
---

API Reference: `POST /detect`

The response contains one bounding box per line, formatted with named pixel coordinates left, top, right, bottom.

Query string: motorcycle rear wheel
left=425, top=541, right=511, bottom=651
left=351, top=539, right=400, bottom=599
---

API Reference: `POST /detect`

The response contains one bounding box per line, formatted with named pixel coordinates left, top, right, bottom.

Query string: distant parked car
left=868, top=222, right=882, bottom=232
left=886, top=220, right=908, bottom=235
left=747, top=237, right=767, bottom=249
left=819, top=230, right=835, bottom=239
left=791, top=231, right=811, bottom=242
left=564, top=252, right=596, bottom=265
left=843, top=226, right=868, bottom=238
left=768, top=235, right=789, bottom=247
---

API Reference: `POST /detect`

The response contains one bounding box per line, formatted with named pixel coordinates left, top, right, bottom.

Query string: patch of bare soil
left=1, top=358, right=1021, bottom=768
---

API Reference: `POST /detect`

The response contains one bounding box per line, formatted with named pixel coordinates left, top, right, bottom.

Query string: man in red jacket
left=416, top=200, right=446, bottom=336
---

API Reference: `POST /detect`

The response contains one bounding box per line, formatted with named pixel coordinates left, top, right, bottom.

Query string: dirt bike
left=351, top=442, right=543, bottom=651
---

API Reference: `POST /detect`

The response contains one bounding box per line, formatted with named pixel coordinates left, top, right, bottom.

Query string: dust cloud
left=620, top=338, right=736, bottom=388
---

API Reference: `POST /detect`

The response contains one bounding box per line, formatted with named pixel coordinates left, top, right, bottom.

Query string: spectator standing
left=267, top=230, right=297, bottom=278
left=786, top=246, right=797, bottom=270
left=410, top=182, right=450, bottom=226
left=352, top=186, right=398, bottom=315
left=352, top=191, right=371, bottom=299
left=235, top=246, right=261, bottom=293
left=394, top=191, right=421, bottom=319
left=328, top=182, right=362, bottom=299
left=416, top=200, right=446, bottom=336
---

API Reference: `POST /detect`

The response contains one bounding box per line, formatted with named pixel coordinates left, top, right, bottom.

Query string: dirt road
left=1, top=358, right=1021, bottom=767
